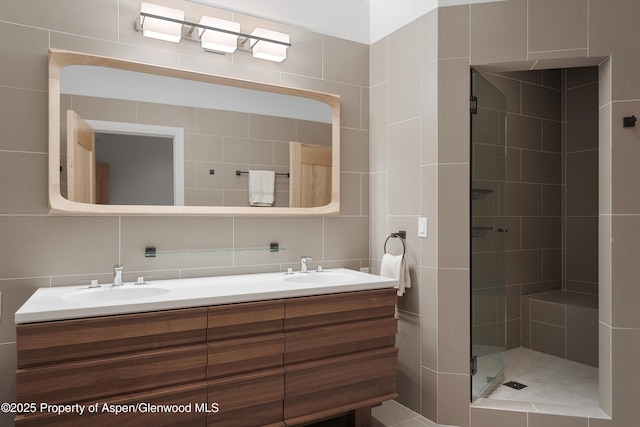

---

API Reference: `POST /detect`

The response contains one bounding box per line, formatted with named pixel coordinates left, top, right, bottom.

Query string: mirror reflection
left=49, top=50, right=340, bottom=215
left=61, top=65, right=333, bottom=208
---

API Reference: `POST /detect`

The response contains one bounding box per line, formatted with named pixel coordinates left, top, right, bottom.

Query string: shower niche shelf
left=472, top=188, right=494, bottom=200
left=471, top=226, right=494, bottom=237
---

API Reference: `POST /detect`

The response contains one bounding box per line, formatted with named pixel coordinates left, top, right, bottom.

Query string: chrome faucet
left=113, top=264, right=124, bottom=286
left=300, top=256, right=312, bottom=273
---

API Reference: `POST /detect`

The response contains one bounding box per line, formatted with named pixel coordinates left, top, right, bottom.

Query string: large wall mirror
left=48, top=49, right=340, bottom=215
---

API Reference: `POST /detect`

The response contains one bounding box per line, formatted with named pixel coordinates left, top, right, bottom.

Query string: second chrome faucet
left=113, top=264, right=124, bottom=286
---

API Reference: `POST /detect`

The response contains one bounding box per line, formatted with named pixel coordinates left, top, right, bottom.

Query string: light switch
left=418, top=217, right=428, bottom=238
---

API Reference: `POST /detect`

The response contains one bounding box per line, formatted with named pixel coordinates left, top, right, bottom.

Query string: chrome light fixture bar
left=136, top=3, right=291, bottom=62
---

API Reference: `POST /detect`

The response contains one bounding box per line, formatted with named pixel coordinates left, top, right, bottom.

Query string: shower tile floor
left=486, top=347, right=599, bottom=408
left=371, top=347, right=600, bottom=427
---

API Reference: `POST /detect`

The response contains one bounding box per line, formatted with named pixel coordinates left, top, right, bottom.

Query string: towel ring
left=384, top=231, right=406, bottom=257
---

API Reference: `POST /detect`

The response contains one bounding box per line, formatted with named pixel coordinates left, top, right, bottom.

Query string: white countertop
left=15, top=268, right=397, bottom=324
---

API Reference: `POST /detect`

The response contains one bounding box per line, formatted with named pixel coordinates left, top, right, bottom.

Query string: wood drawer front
left=208, top=300, right=284, bottom=340
left=285, top=379, right=397, bottom=427
left=284, top=289, right=397, bottom=331
left=207, top=401, right=284, bottom=427
left=285, top=317, right=397, bottom=364
left=208, top=333, right=285, bottom=379
left=15, top=382, right=208, bottom=427
left=284, top=348, right=398, bottom=423
left=285, top=347, right=398, bottom=398
left=17, top=307, right=208, bottom=368
left=208, top=368, right=284, bottom=415
left=16, top=344, right=207, bottom=404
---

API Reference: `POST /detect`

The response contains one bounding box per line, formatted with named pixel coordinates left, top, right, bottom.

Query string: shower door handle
left=497, top=228, right=509, bottom=233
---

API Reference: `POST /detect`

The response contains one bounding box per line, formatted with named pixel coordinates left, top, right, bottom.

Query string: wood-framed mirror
left=48, top=49, right=340, bottom=215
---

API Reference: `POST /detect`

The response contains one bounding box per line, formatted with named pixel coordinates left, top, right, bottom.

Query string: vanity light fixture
left=198, top=16, right=239, bottom=53
left=249, top=28, right=290, bottom=63
left=137, top=3, right=291, bottom=62
left=139, top=2, right=184, bottom=43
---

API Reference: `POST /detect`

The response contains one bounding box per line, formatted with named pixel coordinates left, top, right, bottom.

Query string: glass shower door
left=470, top=69, right=507, bottom=401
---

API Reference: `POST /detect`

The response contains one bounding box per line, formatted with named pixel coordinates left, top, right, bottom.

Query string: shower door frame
left=469, top=68, right=508, bottom=401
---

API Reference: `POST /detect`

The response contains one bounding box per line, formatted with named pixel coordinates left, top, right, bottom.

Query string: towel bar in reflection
left=235, top=170, right=290, bottom=177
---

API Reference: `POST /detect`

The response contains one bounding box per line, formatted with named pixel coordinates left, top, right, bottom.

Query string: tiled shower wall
left=564, top=67, right=599, bottom=295
left=474, top=67, right=599, bottom=356
left=480, top=69, right=564, bottom=350
left=0, top=2, right=369, bottom=425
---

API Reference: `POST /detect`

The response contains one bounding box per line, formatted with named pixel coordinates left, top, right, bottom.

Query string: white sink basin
left=62, top=286, right=170, bottom=303
left=16, top=268, right=397, bottom=324
left=283, top=271, right=355, bottom=285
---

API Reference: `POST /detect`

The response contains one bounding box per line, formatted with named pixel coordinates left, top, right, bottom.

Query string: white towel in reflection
left=248, top=170, right=275, bottom=206
left=381, top=253, right=411, bottom=296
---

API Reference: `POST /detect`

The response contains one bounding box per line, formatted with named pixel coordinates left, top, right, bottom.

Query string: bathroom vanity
left=14, top=269, right=398, bottom=426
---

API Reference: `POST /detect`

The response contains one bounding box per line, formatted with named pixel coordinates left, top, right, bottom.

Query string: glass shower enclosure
left=470, top=69, right=507, bottom=400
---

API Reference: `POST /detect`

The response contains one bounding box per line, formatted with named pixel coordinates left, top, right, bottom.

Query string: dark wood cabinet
left=15, top=288, right=397, bottom=426
left=283, top=289, right=398, bottom=426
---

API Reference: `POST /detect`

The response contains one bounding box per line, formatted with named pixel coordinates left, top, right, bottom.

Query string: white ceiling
left=188, top=0, right=503, bottom=44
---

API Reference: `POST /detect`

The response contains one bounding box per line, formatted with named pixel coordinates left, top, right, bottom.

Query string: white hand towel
left=381, top=253, right=411, bottom=296
left=248, top=170, right=275, bottom=206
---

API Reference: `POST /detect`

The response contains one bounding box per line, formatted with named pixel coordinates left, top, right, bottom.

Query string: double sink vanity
left=28, top=48, right=398, bottom=426
left=15, top=268, right=399, bottom=426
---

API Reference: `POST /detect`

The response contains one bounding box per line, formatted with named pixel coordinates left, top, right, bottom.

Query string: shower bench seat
left=521, top=290, right=598, bottom=367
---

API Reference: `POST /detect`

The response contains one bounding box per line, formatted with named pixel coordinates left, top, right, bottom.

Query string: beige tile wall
left=3, top=0, right=639, bottom=426
left=371, top=0, right=636, bottom=426
left=370, top=16, right=424, bottom=412
left=0, top=2, right=369, bottom=425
